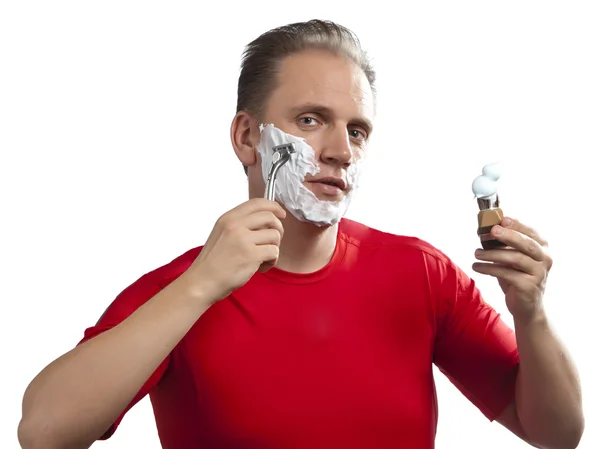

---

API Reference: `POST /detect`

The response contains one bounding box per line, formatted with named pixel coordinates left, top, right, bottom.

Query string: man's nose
left=319, top=126, right=352, bottom=168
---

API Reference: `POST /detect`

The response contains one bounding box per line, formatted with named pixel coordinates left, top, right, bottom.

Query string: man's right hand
left=188, top=198, right=286, bottom=303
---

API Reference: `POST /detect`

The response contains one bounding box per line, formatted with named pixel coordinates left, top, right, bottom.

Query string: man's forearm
left=514, top=310, right=584, bottom=449
left=18, top=271, right=213, bottom=449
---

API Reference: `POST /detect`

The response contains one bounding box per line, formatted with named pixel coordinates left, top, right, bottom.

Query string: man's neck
left=275, top=214, right=339, bottom=274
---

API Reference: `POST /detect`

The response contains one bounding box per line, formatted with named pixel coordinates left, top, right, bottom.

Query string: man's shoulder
left=339, top=218, right=452, bottom=263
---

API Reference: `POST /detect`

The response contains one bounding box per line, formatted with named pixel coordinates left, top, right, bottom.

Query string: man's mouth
left=305, top=177, right=348, bottom=199
left=309, top=177, right=346, bottom=190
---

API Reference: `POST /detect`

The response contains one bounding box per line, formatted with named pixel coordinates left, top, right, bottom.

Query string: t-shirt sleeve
left=428, top=251, right=520, bottom=421
left=76, top=272, right=171, bottom=440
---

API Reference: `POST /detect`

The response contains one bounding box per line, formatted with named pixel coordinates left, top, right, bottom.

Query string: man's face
left=257, top=49, right=375, bottom=203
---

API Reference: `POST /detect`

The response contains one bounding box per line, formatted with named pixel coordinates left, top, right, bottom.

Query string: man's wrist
left=176, top=269, right=222, bottom=310
left=513, top=306, right=549, bottom=330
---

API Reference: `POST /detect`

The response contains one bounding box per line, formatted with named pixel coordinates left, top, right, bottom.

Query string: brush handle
left=477, top=208, right=507, bottom=249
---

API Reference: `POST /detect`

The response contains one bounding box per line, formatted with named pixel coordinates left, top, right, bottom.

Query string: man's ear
left=230, top=111, right=260, bottom=167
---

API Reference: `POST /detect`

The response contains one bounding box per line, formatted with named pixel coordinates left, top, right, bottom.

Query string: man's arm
left=18, top=197, right=286, bottom=449
left=18, top=272, right=213, bottom=449
left=496, top=312, right=583, bottom=449
left=473, top=217, right=584, bottom=449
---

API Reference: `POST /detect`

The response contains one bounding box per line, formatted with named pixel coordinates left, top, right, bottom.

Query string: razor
left=264, top=143, right=296, bottom=201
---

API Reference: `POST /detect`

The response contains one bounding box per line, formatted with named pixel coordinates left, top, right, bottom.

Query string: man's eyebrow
left=289, top=102, right=374, bottom=135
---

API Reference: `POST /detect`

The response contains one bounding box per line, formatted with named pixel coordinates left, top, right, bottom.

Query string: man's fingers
left=501, top=217, right=548, bottom=247
left=244, top=211, right=284, bottom=236
left=232, top=198, right=287, bottom=220
left=492, top=225, right=546, bottom=262
left=252, top=228, right=282, bottom=246
left=474, top=247, right=537, bottom=275
left=257, top=245, right=280, bottom=268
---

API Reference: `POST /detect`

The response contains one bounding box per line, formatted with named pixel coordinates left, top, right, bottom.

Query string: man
left=18, top=19, right=583, bottom=449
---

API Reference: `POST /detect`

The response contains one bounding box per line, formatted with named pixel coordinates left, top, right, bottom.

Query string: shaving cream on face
left=257, top=123, right=362, bottom=227
left=472, top=162, right=502, bottom=203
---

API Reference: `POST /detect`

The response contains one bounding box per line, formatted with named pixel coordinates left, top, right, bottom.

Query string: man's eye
left=349, top=129, right=367, bottom=140
left=299, top=117, right=317, bottom=126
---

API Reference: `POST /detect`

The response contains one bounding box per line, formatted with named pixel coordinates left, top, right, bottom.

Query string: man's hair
left=236, top=20, right=376, bottom=174
left=236, top=19, right=376, bottom=120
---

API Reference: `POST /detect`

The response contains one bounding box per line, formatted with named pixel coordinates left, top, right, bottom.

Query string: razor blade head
left=264, top=142, right=296, bottom=201
left=272, top=143, right=296, bottom=154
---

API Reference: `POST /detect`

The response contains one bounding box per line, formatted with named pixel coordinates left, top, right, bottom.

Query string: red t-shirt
left=78, top=218, right=519, bottom=448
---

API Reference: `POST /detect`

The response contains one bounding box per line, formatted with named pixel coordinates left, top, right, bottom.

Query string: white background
left=1, top=1, right=598, bottom=448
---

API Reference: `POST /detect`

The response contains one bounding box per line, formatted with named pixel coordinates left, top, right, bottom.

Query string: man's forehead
left=272, top=51, right=375, bottom=125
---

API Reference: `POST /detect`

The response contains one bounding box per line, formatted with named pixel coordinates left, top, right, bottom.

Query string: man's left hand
left=472, top=216, right=553, bottom=324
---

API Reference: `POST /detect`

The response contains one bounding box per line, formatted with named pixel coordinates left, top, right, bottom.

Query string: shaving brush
left=472, top=163, right=507, bottom=250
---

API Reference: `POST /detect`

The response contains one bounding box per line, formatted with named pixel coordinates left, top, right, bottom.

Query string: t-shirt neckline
left=260, top=226, right=349, bottom=285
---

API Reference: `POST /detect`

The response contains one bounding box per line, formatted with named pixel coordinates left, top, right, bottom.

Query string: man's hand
left=187, top=198, right=286, bottom=303
left=472, top=216, right=553, bottom=323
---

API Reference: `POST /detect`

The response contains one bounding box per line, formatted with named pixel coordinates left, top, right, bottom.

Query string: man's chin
left=282, top=206, right=340, bottom=229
